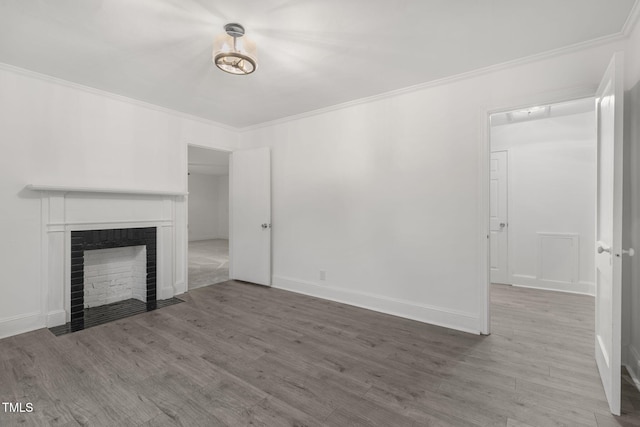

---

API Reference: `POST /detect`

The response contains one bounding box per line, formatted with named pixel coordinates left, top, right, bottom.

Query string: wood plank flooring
left=188, top=239, right=229, bottom=290
left=1, top=282, right=640, bottom=426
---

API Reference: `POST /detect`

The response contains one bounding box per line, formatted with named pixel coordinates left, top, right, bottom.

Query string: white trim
left=170, top=195, right=176, bottom=295
left=27, top=184, right=187, bottom=197
left=272, top=275, right=481, bottom=335
left=0, top=62, right=237, bottom=133
left=598, top=334, right=611, bottom=366
left=512, top=273, right=537, bottom=281
left=506, top=149, right=515, bottom=286
left=479, top=102, right=491, bottom=334
left=184, top=143, right=234, bottom=291
left=481, top=90, right=601, bottom=335
left=228, top=151, right=235, bottom=280
left=188, top=234, right=226, bottom=242
left=0, top=312, right=43, bottom=340
left=39, top=195, right=49, bottom=333
left=622, top=1, right=640, bottom=36
left=241, top=35, right=626, bottom=132
left=46, top=310, right=66, bottom=327
left=48, top=220, right=172, bottom=230
left=159, top=286, right=175, bottom=300
left=511, top=282, right=595, bottom=297
left=173, top=281, right=186, bottom=297
left=186, top=142, right=233, bottom=153
left=184, top=143, right=191, bottom=294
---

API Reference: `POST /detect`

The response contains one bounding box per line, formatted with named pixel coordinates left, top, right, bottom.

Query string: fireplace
left=29, top=186, right=189, bottom=335
left=70, top=227, right=157, bottom=329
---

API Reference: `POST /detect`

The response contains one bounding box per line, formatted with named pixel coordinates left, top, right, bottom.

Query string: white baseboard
left=0, top=312, right=44, bottom=340
left=188, top=235, right=228, bottom=242
left=272, top=275, right=481, bottom=334
left=625, top=345, right=640, bottom=392
left=510, top=274, right=595, bottom=296
left=47, top=310, right=66, bottom=327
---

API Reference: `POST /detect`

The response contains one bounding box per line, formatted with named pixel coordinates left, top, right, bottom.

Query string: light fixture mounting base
left=224, top=23, right=245, bottom=38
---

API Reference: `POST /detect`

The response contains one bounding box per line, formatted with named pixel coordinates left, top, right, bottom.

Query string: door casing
left=479, top=86, right=600, bottom=335
left=184, top=143, right=233, bottom=292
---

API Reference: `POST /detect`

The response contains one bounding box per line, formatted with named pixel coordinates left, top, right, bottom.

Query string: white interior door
left=490, top=151, right=509, bottom=284
left=230, top=147, right=271, bottom=286
left=594, top=52, right=624, bottom=416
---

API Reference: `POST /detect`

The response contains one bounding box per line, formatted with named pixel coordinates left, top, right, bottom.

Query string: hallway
left=188, top=239, right=229, bottom=290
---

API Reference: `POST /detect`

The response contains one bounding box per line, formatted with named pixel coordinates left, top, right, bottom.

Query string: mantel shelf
left=26, top=184, right=187, bottom=197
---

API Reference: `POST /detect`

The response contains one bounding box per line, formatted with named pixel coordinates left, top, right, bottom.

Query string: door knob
left=597, top=241, right=611, bottom=254
left=499, top=223, right=506, bottom=228
left=622, top=248, right=635, bottom=256
left=261, top=223, right=268, bottom=229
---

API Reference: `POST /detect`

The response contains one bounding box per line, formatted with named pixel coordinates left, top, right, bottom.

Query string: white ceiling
left=0, top=1, right=636, bottom=128
left=188, top=146, right=229, bottom=175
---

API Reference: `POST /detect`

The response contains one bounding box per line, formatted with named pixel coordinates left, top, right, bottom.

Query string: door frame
left=184, top=143, right=233, bottom=291
left=479, top=87, right=598, bottom=334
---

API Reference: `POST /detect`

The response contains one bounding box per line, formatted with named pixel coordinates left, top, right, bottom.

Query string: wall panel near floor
left=491, top=111, right=597, bottom=295
left=0, top=65, right=238, bottom=339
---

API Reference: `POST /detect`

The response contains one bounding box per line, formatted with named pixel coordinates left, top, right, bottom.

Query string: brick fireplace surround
left=70, top=227, right=157, bottom=330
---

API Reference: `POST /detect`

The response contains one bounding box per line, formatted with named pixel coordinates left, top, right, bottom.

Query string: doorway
left=488, top=97, right=597, bottom=294
left=187, top=145, right=231, bottom=290
left=483, top=54, right=628, bottom=415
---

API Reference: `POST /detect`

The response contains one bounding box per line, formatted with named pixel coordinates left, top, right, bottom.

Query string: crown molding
left=240, top=32, right=627, bottom=132
left=2, top=1, right=637, bottom=136
left=0, top=62, right=237, bottom=133
left=622, top=0, right=640, bottom=36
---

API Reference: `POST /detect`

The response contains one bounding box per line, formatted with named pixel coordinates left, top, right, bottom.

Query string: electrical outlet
left=319, top=270, right=326, bottom=281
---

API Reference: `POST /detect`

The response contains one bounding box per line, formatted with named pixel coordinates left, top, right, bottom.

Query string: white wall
left=0, top=65, right=238, bottom=338
left=491, top=112, right=596, bottom=295
left=239, top=39, right=626, bottom=333
left=188, top=173, right=229, bottom=241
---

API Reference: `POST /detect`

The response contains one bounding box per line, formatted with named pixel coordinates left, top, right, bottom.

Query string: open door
left=594, top=52, right=624, bottom=416
left=229, top=147, right=271, bottom=286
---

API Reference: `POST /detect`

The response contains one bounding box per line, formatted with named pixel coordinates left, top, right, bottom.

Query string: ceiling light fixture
left=506, top=105, right=551, bottom=122
left=213, top=23, right=257, bottom=75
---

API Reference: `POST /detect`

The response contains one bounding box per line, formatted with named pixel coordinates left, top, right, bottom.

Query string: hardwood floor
left=188, top=239, right=229, bottom=290
left=1, top=282, right=640, bottom=426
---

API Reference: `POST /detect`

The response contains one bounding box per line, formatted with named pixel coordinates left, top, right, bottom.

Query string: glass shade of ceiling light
left=213, top=23, right=257, bottom=75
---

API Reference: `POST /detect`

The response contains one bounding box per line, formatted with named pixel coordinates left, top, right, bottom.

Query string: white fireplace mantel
left=27, top=184, right=187, bottom=197
left=33, top=185, right=188, bottom=328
